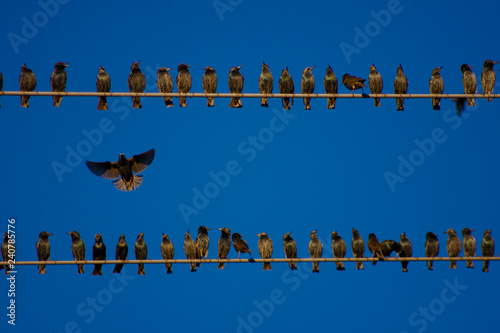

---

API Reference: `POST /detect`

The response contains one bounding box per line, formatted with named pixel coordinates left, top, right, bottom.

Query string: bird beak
left=238, top=65, right=243, bottom=69
left=24, top=62, right=26, bottom=66
left=48, top=233, right=53, bottom=236
left=138, top=60, right=141, bottom=64
left=66, top=232, right=71, bottom=235
left=471, top=229, right=475, bottom=232
left=218, top=228, right=222, bottom=231
left=311, top=66, right=315, bottom=70
left=493, top=61, right=499, bottom=65
left=207, top=228, right=211, bottom=231
left=166, top=68, right=171, bottom=71
left=162, top=232, right=165, bottom=236
left=440, top=66, right=443, bottom=70
left=187, top=65, right=192, bottom=68
left=64, top=63, right=70, bottom=67
left=256, top=234, right=260, bottom=237
left=201, top=67, right=206, bottom=70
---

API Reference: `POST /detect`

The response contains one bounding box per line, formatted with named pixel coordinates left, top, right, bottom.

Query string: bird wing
left=131, top=148, right=155, bottom=174
left=85, top=161, right=121, bottom=180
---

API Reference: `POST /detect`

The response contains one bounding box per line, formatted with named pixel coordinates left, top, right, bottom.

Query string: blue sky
left=1, top=0, right=500, bottom=332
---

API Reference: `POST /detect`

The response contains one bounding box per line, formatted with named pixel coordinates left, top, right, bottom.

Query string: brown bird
left=195, top=226, right=210, bottom=267
left=259, top=62, right=273, bottom=107
left=257, top=232, right=273, bottom=271
left=161, top=233, right=174, bottom=274
left=229, top=66, right=244, bottom=108
left=461, top=64, right=477, bottom=106
left=1, top=232, right=14, bottom=275
left=331, top=231, right=346, bottom=271
left=341, top=73, right=367, bottom=93
left=232, top=232, right=252, bottom=259
left=394, top=64, right=408, bottom=111
left=462, top=228, right=476, bottom=269
left=19, top=63, right=37, bottom=108
left=429, top=66, right=444, bottom=110
left=67, top=231, right=85, bottom=274
left=176, top=63, right=192, bottom=107
left=184, top=230, right=197, bottom=272
left=134, top=233, right=147, bottom=275
left=481, top=60, right=498, bottom=101
left=51, top=61, right=69, bottom=107
left=217, top=227, right=231, bottom=269
left=278, top=67, right=294, bottom=110
left=481, top=230, right=494, bottom=272
left=367, top=233, right=384, bottom=265
left=399, top=233, right=412, bottom=273
left=380, top=240, right=401, bottom=257
left=309, top=230, right=323, bottom=273
left=323, top=65, right=338, bottom=109
left=445, top=228, right=462, bottom=269
left=36, top=231, right=52, bottom=274
left=85, top=148, right=155, bottom=192
left=368, top=64, right=383, bottom=107
left=282, top=232, right=297, bottom=270
left=202, top=66, right=217, bottom=107
left=301, top=66, right=315, bottom=110
left=112, top=234, right=128, bottom=274
left=425, top=232, right=439, bottom=271
left=128, top=61, right=146, bottom=109
left=157, top=67, right=174, bottom=108
left=351, top=228, right=365, bottom=270
left=96, top=66, right=111, bottom=110
left=92, top=233, right=106, bottom=276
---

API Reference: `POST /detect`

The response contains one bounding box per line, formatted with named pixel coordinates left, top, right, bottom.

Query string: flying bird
left=257, top=232, right=273, bottom=271
left=481, top=60, right=497, bottom=101
left=128, top=61, right=146, bottom=109
left=96, top=66, right=111, bottom=110
left=196, top=226, right=210, bottom=267
left=399, top=233, right=412, bottom=273
left=341, top=73, right=367, bottom=93
left=323, top=65, right=338, bottom=109
left=113, top=235, right=128, bottom=274
left=184, top=230, right=197, bottom=272
left=134, top=233, right=147, bottom=275
left=445, top=228, right=462, bottom=269
left=176, top=63, right=192, bottom=107
left=229, top=66, right=244, bottom=108
left=202, top=66, right=217, bottom=107
left=259, top=62, right=273, bottom=107
left=429, top=66, right=444, bottom=110
left=394, top=64, right=408, bottom=111
left=19, top=63, right=37, bottom=108
left=36, top=231, right=52, bottom=274
left=368, top=64, right=383, bottom=107
left=301, top=66, right=315, bottom=110
left=85, top=148, right=155, bottom=192
left=92, top=233, right=106, bottom=276
left=67, top=231, right=85, bottom=274
left=282, top=232, right=297, bottom=270
left=481, top=230, right=494, bottom=272
left=51, top=61, right=69, bottom=107
left=161, top=233, right=174, bottom=274
left=217, top=227, right=231, bottom=269
left=157, top=67, right=174, bottom=108
left=461, top=64, right=477, bottom=106
left=462, top=228, right=476, bottom=269
left=232, top=233, right=252, bottom=259
left=278, top=67, right=294, bottom=110
left=309, top=230, right=323, bottom=273
left=331, top=231, right=346, bottom=271
left=351, top=228, right=365, bottom=270
left=425, top=232, right=439, bottom=271
left=367, top=233, right=384, bottom=265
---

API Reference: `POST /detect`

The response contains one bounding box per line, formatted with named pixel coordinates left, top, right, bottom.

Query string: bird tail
left=166, top=263, right=172, bottom=274
left=483, top=260, right=489, bottom=273
left=432, top=98, right=440, bottom=110
left=113, top=175, right=143, bottom=192
left=466, top=259, right=474, bottom=269
left=304, top=98, right=311, bottom=110
left=132, top=96, right=142, bottom=109
left=374, top=98, right=380, bottom=108
left=263, top=262, right=272, bottom=271
left=138, top=263, right=145, bottom=275
left=402, top=261, right=409, bottom=273
left=487, top=95, right=493, bottom=102
left=38, top=264, right=46, bottom=274
left=336, top=262, right=345, bottom=271
left=92, top=264, right=102, bottom=276
left=356, top=261, right=364, bottom=270
left=282, top=98, right=290, bottom=110
left=229, top=97, right=242, bottom=108
left=312, top=261, right=319, bottom=273
left=163, top=97, right=174, bottom=108
left=21, top=96, right=30, bottom=108
left=78, top=264, right=84, bottom=274
left=467, top=97, right=475, bottom=106
left=288, top=261, right=297, bottom=271
left=218, top=262, right=225, bottom=269
left=97, top=96, right=108, bottom=110
left=396, top=97, right=404, bottom=111
left=427, top=261, right=433, bottom=271
left=327, top=98, right=336, bottom=109
left=261, top=97, right=268, bottom=107
left=190, top=263, right=197, bottom=272
left=450, top=259, right=457, bottom=269
left=206, top=97, right=215, bottom=107
left=113, top=264, right=123, bottom=274
left=179, top=97, right=187, bottom=107
left=53, top=96, right=62, bottom=107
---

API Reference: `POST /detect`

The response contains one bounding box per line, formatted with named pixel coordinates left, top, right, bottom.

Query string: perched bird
left=399, top=233, right=412, bottom=273
left=257, top=232, right=273, bottom=271
left=229, top=66, right=244, bottom=108
left=156, top=67, right=174, bottom=108
left=96, top=66, right=111, bottom=110
left=331, top=231, right=346, bottom=271
left=429, top=67, right=444, bottom=110
left=36, top=231, right=52, bottom=274
left=394, top=64, right=408, bottom=111
left=445, top=228, right=462, bottom=269
left=196, top=226, right=210, bottom=267
left=351, top=228, right=365, bottom=270
left=128, top=61, right=146, bottom=109
left=462, top=228, right=476, bottom=269
left=161, top=233, right=174, bottom=274
left=367, top=233, right=384, bottom=265
left=217, top=227, right=231, bottom=269
left=461, top=64, right=477, bottom=106
left=67, top=231, right=85, bottom=274
left=1, top=232, right=13, bottom=275
left=341, top=73, right=367, bottom=93
left=368, top=64, right=383, bottom=107
left=282, top=232, right=297, bottom=270
left=451, top=97, right=466, bottom=116
left=176, top=63, right=192, bottom=107
left=92, top=233, right=106, bottom=276
left=481, top=230, right=495, bottom=273
left=202, top=66, right=217, bottom=107
left=425, top=232, right=439, bottom=271
left=232, top=232, right=252, bottom=259
left=51, top=61, right=69, bottom=107
left=259, top=62, right=273, bottom=107
left=134, top=233, right=147, bottom=275
left=309, top=230, right=323, bottom=273
left=278, top=67, right=294, bottom=110
left=113, top=234, right=128, bottom=274
left=301, top=66, right=315, bottom=110
left=323, top=65, right=338, bottom=109
left=481, top=60, right=497, bottom=101
left=380, top=240, right=401, bottom=257
left=0, top=71, right=3, bottom=108
left=85, top=148, right=155, bottom=192
left=19, top=63, right=37, bottom=108
left=184, top=230, right=197, bottom=272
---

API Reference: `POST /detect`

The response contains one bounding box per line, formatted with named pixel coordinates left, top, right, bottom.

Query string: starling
left=257, top=232, right=273, bottom=271
left=232, top=232, right=252, bottom=259
left=85, top=148, right=155, bottom=192
left=278, top=67, right=294, bottom=110
left=19, top=63, right=37, bottom=108
left=202, top=66, right=217, bottom=107
left=156, top=67, right=174, bottom=108
left=92, top=233, right=106, bottom=276
left=341, top=73, right=367, bottom=93
left=134, top=233, right=147, bottom=275
left=399, top=233, right=412, bottom=273
left=445, top=228, right=462, bottom=269
left=394, top=64, right=408, bottom=111
left=176, top=63, right=192, bottom=107
left=0, top=71, right=3, bottom=108
left=323, top=65, right=338, bottom=109
left=331, top=231, right=347, bottom=271
left=195, top=226, right=210, bottom=267
left=368, top=64, right=383, bottom=107
left=1, top=232, right=14, bottom=275
left=481, top=230, right=495, bottom=272
left=309, top=230, right=323, bottom=273
left=113, top=234, right=128, bottom=274
left=36, top=231, right=52, bottom=274
left=217, top=227, right=231, bottom=269
left=161, top=233, right=174, bottom=274
left=184, top=230, right=197, bottom=272
left=351, top=228, right=365, bottom=270
left=96, top=66, right=111, bottom=110
left=67, top=231, right=85, bottom=274
left=367, top=233, right=384, bottom=265
left=282, top=232, right=297, bottom=270
left=425, top=232, right=439, bottom=271
left=481, top=60, right=497, bottom=102
left=51, top=61, right=69, bottom=107
left=259, top=62, right=273, bottom=107
left=429, top=66, right=444, bottom=110
left=462, top=228, right=476, bottom=269
left=461, top=64, right=477, bottom=106
left=301, top=66, right=315, bottom=110
left=380, top=240, right=401, bottom=257
left=128, top=61, right=146, bottom=109
left=229, top=66, right=244, bottom=108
